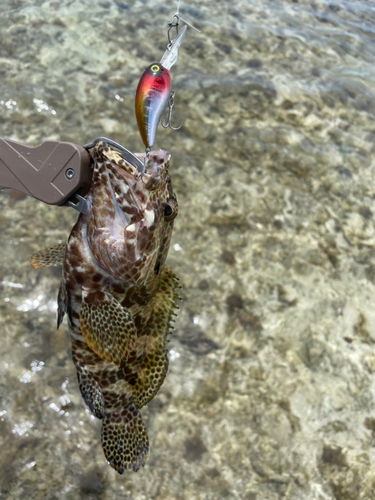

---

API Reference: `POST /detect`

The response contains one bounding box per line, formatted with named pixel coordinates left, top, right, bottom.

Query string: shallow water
left=1, top=0, right=375, bottom=498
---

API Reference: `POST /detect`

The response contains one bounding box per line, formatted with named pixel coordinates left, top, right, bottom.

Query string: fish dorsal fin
left=30, top=242, right=66, bottom=269
left=128, top=266, right=180, bottom=408
left=80, top=289, right=137, bottom=366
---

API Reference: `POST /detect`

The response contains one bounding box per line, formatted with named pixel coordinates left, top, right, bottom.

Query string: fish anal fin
left=80, top=290, right=136, bottom=366
left=102, top=406, right=149, bottom=474
left=30, top=242, right=66, bottom=269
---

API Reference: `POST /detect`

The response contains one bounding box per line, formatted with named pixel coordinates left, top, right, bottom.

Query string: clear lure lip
left=160, top=24, right=187, bottom=71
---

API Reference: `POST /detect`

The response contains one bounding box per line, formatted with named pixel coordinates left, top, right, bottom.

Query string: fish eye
left=150, top=64, right=160, bottom=73
left=164, top=199, right=178, bottom=221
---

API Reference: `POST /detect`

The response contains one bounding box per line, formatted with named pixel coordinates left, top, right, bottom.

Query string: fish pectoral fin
left=30, top=242, right=66, bottom=269
left=80, top=290, right=136, bottom=366
left=102, top=405, right=149, bottom=474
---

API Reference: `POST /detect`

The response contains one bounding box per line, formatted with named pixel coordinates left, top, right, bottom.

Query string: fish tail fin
left=101, top=406, right=149, bottom=474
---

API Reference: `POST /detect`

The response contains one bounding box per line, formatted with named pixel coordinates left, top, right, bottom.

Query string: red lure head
left=135, top=63, right=171, bottom=149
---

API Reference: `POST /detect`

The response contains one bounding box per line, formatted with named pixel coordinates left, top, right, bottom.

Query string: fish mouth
left=96, top=141, right=171, bottom=182
left=106, top=148, right=171, bottom=191
left=135, top=150, right=171, bottom=168
left=137, top=150, right=171, bottom=191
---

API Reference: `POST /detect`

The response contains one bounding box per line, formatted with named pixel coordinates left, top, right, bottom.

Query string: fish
left=30, top=141, right=180, bottom=473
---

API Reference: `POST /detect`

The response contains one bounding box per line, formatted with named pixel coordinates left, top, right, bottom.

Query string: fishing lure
left=135, top=11, right=198, bottom=156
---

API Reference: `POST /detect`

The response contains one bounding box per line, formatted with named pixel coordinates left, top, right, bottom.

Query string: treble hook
left=161, top=91, right=183, bottom=130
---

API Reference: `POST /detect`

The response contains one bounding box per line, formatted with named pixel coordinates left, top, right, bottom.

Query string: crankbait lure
left=135, top=8, right=199, bottom=157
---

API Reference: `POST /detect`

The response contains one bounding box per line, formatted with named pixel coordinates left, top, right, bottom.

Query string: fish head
left=84, top=142, right=178, bottom=287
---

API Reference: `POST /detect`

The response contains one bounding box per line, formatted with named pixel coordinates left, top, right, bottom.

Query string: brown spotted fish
left=30, top=141, right=179, bottom=473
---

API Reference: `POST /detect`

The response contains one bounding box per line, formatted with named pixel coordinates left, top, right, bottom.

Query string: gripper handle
left=0, top=138, right=92, bottom=205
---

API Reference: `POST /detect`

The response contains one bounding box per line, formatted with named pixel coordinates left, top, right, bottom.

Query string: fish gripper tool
left=0, top=138, right=92, bottom=213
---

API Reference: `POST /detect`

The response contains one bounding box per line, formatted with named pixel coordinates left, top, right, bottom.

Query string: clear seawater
left=1, top=0, right=375, bottom=499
